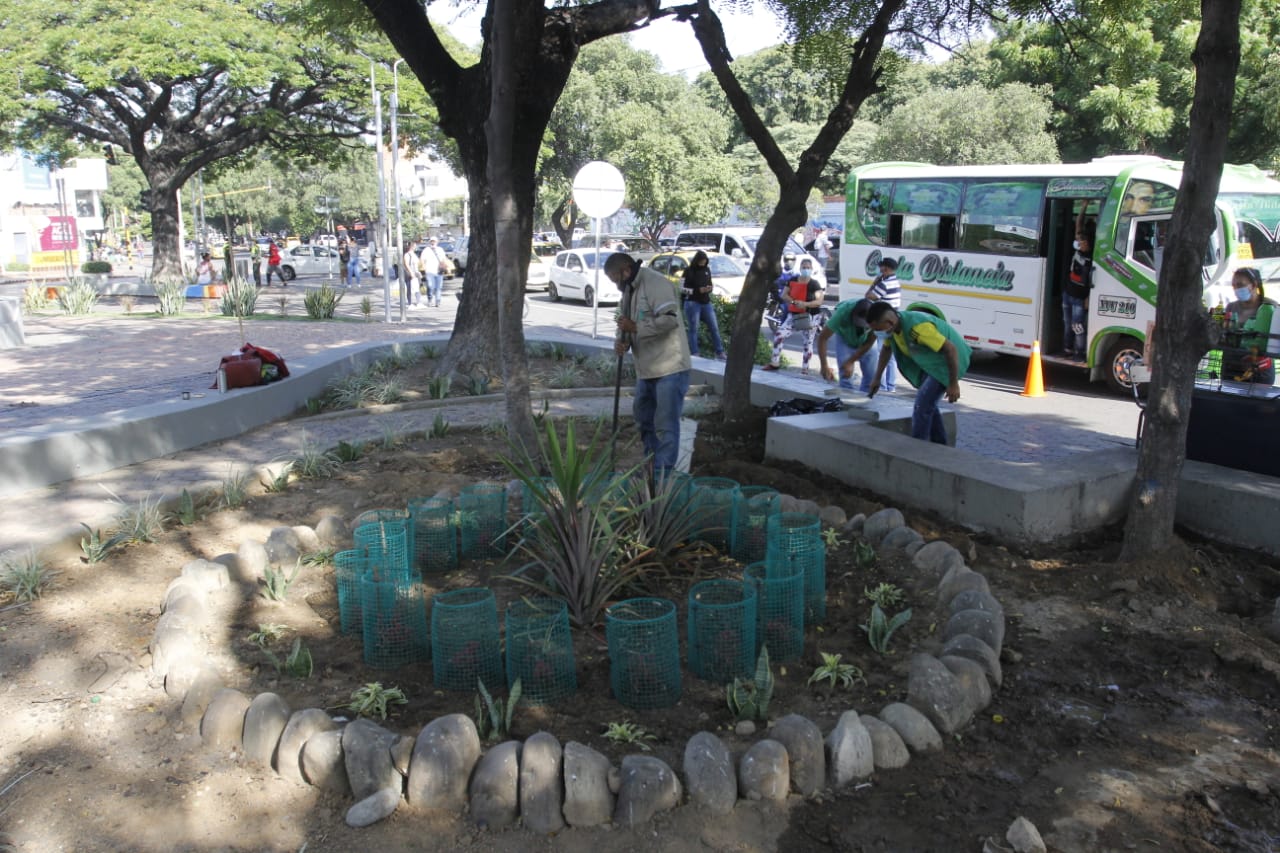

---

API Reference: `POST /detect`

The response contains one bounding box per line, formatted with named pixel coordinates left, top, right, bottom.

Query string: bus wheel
left=1104, top=336, right=1144, bottom=395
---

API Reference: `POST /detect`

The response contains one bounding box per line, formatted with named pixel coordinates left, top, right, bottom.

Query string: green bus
left=843, top=156, right=1280, bottom=391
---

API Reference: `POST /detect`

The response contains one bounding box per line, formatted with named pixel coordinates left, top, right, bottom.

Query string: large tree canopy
left=0, top=0, right=374, bottom=280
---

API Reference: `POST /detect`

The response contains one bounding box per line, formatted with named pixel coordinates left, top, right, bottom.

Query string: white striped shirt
left=868, top=273, right=901, bottom=308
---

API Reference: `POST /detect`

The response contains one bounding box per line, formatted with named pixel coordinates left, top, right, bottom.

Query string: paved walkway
left=0, top=277, right=1141, bottom=554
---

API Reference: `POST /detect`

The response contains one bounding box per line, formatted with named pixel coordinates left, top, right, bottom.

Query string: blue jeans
left=633, top=370, right=691, bottom=474
left=857, top=334, right=897, bottom=392
left=424, top=273, right=443, bottom=305
left=684, top=300, right=724, bottom=357
left=1062, top=293, right=1086, bottom=355
left=912, top=375, right=949, bottom=444
left=348, top=258, right=362, bottom=284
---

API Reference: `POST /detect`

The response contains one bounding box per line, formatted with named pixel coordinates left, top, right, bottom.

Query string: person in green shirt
left=865, top=303, right=972, bottom=445
left=817, top=298, right=875, bottom=391
left=1224, top=267, right=1276, bottom=384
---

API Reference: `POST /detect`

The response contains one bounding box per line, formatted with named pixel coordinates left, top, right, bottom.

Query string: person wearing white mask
left=1224, top=267, right=1276, bottom=384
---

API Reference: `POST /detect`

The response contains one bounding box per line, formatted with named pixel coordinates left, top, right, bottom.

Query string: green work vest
left=827, top=300, right=873, bottom=350
left=890, top=310, right=972, bottom=389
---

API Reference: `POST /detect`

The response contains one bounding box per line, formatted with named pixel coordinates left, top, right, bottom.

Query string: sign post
left=572, top=162, right=625, bottom=339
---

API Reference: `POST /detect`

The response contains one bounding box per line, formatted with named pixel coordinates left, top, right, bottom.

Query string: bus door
left=1042, top=198, right=1080, bottom=357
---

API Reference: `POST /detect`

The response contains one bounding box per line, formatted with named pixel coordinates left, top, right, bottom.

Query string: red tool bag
left=211, top=343, right=289, bottom=390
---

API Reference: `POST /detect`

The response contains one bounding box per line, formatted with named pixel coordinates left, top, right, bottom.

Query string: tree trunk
left=485, top=0, right=539, bottom=455
left=688, top=0, right=900, bottom=427
left=1120, top=0, right=1241, bottom=558
left=148, top=184, right=186, bottom=282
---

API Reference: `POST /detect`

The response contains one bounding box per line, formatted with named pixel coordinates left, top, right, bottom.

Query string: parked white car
left=279, top=245, right=367, bottom=281
left=647, top=250, right=749, bottom=300
left=527, top=241, right=558, bottom=291
left=674, top=226, right=826, bottom=292
left=548, top=249, right=621, bottom=305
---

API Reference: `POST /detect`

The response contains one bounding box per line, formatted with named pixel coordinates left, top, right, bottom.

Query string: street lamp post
left=370, top=61, right=391, bottom=323
left=391, top=58, right=405, bottom=323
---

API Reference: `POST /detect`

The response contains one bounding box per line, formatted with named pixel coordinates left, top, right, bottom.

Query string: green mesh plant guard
left=354, top=519, right=411, bottom=581
left=459, top=482, right=509, bottom=559
left=606, top=597, right=681, bottom=710
left=359, top=572, right=430, bottom=669
left=408, top=496, right=457, bottom=573
left=732, top=486, right=780, bottom=563
left=767, top=512, right=826, bottom=624
left=431, top=587, right=504, bottom=691
left=743, top=561, right=805, bottom=662
left=690, top=477, right=740, bottom=551
left=687, top=579, right=757, bottom=683
left=334, top=548, right=368, bottom=636
left=505, top=597, right=576, bottom=705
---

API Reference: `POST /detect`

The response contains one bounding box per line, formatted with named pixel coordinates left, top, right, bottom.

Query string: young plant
left=246, top=623, right=289, bottom=645
left=119, top=295, right=136, bottom=314
left=56, top=279, right=99, bottom=315
left=601, top=721, right=656, bottom=751
left=303, top=281, right=344, bottom=319
left=821, top=527, right=845, bottom=548
left=548, top=364, right=582, bottom=389
left=726, top=646, right=775, bottom=722
left=346, top=682, right=408, bottom=721
left=293, top=442, right=340, bottom=479
left=427, top=374, right=451, bottom=399
left=261, top=561, right=302, bottom=602
left=281, top=637, right=314, bottom=678
left=369, top=378, right=404, bottom=405
left=1, top=549, right=56, bottom=601
left=864, top=582, right=905, bottom=610
left=333, top=439, right=366, bottom=463
left=301, top=548, right=336, bottom=567
left=217, top=275, right=257, bottom=319
left=263, top=463, right=293, bottom=493
left=502, top=419, right=647, bottom=629
left=862, top=604, right=913, bottom=654
left=481, top=419, right=507, bottom=439
left=277, top=295, right=289, bottom=317
left=168, top=489, right=201, bottom=526
left=222, top=467, right=251, bottom=508
left=79, top=523, right=126, bottom=564
left=549, top=342, right=568, bottom=361
left=22, top=282, right=50, bottom=314
left=428, top=413, right=451, bottom=439
left=531, top=397, right=551, bottom=427
left=379, top=423, right=400, bottom=450
left=107, top=490, right=164, bottom=544
left=853, top=539, right=877, bottom=570
left=361, top=295, right=373, bottom=321
left=467, top=370, right=492, bottom=396
left=807, top=652, right=866, bottom=690
left=474, top=678, right=522, bottom=741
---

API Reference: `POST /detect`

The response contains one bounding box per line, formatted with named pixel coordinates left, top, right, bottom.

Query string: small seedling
left=429, top=413, right=451, bottom=439
left=726, top=646, right=775, bottom=722
left=1, top=549, right=56, bottom=601
left=263, top=463, right=293, bottom=493
left=821, top=527, right=845, bottom=548
left=361, top=296, right=373, bottom=321
left=168, top=489, right=201, bottom=526
left=305, top=397, right=324, bottom=415
left=261, top=561, right=302, bottom=602
left=222, top=467, right=251, bottom=508
left=247, top=623, right=289, bottom=645
left=853, top=539, right=877, bottom=569
left=379, top=423, right=400, bottom=450
left=474, top=678, right=522, bottom=741
left=601, top=720, right=656, bottom=751
left=105, top=489, right=164, bottom=543
left=467, top=371, right=491, bottom=396
left=293, top=443, right=340, bottom=479
left=807, top=652, right=866, bottom=689
left=531, top=398, right=550, bottom=427
left=548, top=364, right=582, bottom=389
left=862, top=603, right=913, bottom=654
left=79, top=523, right=126, bottom=564
left=333, top=439, right=365, bottom=463
left=427, top=374, right=451, bottom=399
left=864, top=582, right=905, bottom=610
left=421, top=344, right=440, bottom=359
left=301, top=548, right=336, bottom=567
left=549, top=342, right=567, bottom=361
left=481, top=419, right=507, bottom=438
left=346, top=682, right=408, bottom=721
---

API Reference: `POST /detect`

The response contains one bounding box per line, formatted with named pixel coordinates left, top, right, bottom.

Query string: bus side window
left=939, top=216, right=957, bottom=249
left=888, top=214, right=904, bottom=246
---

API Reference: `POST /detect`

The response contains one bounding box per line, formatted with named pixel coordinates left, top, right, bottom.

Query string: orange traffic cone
left=1021, top=340, right=1046, bottom=398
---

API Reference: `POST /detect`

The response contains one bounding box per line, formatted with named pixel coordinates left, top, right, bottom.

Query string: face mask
left=1072, top=240, right=1080, bottom=251
left=1235, top=286, right=1253, bottom=301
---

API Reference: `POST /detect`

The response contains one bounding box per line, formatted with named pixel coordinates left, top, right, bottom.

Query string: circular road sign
left=572, top=161, right=626, bottom=219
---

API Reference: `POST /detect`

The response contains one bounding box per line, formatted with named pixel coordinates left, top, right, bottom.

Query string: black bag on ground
left=768, top=397, right=843, bottom=418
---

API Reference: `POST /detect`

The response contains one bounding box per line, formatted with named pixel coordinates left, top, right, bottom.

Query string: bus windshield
left=1221, top=193, right=1280, bottom=260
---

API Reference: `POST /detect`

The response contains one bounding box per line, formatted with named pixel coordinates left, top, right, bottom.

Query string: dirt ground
left=2, top=356, right=1279, bottom=853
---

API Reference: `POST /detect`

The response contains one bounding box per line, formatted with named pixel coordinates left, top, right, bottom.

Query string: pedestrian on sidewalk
left=606, top=252, right=691, bottom=479
left=338, top=240, right=351, bottom=286
left=862, top=256, right=900, bottom=392
left=347, top=240, right=362, bottom=285
left=763, top=260, right=823, bottom=374
left=402, top=240, right=421, bottom=307
left=422, top=237, right=447, bottom=307
left=865, top=302, right=972, bottom=445
left=250, top=241, right=262, bottom=287
left=265, top=240, right=287, bottom=286
left=681, top=250, right=726, bottom=360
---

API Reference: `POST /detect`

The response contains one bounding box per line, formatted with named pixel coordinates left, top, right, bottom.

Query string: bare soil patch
left=2, top=364, right=1279, bottom=852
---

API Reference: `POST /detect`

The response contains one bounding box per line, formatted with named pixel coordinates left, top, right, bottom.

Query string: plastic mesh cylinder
left=459, top=482, right=509, bottom=559
left=334, top=549, right=367, bottom=636
left=732, top=486, right=780, bottom=563
left=743, top=561, right=805, bottom=663
left=606, top=597, right=681, bottom=710
left=431, top=587, right=504, bottom=691
left=354, top=519, right=411, bottom=581
left=687, top=580, right=757, bottom=683
left=505, top=597, right=577, bottom=705
left=408, top=496, right=457, bottom=573
left=767, top=512, right=827, bottom=625
left=690, top=477, right=740, bottom=550
left=359, top=572, right=430, bottom=669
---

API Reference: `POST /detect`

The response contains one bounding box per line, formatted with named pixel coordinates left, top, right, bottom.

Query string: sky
left=427, top=2, right=786, bottom=78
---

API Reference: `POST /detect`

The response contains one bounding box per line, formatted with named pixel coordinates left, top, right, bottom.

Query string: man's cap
left=878, top=257, right=898, bottom=271
left=850, top=298, right=873, bottom=329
